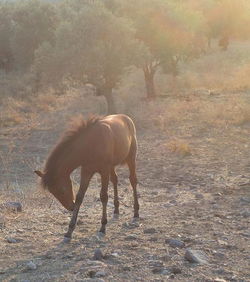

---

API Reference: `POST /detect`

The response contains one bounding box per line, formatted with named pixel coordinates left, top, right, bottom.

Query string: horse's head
left=35, top=170, right=75, bottom=211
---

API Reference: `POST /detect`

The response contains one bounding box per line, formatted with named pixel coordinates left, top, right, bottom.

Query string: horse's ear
left=34, top=170, right=44, bottom=178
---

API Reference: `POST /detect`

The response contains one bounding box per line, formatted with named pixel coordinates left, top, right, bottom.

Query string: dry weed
left=199, top=96, right=250, bottom=127
left=166, top=138, right=192, bottom=156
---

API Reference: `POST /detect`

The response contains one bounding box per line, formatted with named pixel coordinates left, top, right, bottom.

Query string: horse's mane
left=41, top=115, right=101, bottom=190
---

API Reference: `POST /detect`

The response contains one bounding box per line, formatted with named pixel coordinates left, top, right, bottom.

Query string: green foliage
left=202, top=0, right=250, bottom=40
left=0, top=2, right=14, bottom=71
left=35, top=0, right=139, bottom=90
left=119, top=0, right=206, bottom=74
left=1, top=0, right=250, bottom=102
left=12, top=0, right=57, bottom=69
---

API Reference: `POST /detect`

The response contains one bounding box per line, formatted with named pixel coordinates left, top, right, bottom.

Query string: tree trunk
left=104, top=89, right=116, bottom=115
left=207, top=36, right=211, bottom=49
left=219, top=36, right=229, bottom=51
left=143, top=65, right=156, bottom=100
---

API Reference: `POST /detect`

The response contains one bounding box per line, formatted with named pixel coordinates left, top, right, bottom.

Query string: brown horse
left=35, top=114, right=139, bottom=241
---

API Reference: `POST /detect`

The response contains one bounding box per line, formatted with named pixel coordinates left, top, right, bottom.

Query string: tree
left=0, top=2, right=13, bottom=72
left=201, top=0, right=250, bottom=50
left=12, top=0, right=57, bottom=69
left=34, top=1, right=139, bottom=113
left=118, top=0, right=206, bottom=99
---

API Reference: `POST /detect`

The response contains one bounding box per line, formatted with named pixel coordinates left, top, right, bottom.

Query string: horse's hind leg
left=127, top=146, right=139, bottom=218
left=99, top=168, right=110, bottom=234
left=110, top=167, right=119, bottom=216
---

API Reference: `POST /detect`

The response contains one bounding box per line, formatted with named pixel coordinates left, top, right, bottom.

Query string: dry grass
left=166, top=138, right=192, bottom=156
left=178, top=41, right=250, bottom=92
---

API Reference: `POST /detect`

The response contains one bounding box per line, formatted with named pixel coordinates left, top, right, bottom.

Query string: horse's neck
left=56, top=143, right=84, bottom=176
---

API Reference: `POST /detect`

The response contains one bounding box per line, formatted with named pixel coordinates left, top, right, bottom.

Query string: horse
left=34, top=114, right=139, bottom=241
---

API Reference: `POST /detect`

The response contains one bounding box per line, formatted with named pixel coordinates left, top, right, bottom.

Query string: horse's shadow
left=0, top=235, right=88, bottom=281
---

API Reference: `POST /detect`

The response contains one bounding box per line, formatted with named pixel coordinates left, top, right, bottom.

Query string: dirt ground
left=0, top=90, right=250, bottom=282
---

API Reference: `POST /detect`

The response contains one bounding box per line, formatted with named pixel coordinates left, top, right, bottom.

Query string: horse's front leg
left=64, top=169, right=93, bottom=242
left=99, top=168, right=110, bottom=234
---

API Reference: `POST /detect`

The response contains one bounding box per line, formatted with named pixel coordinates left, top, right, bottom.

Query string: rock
left=214, top=278, right=227, bottom=282
left=148, top=237, right=158, bottom=242
left=81, top=279, right=105, bottom=282
left=160, top=255, right=171, bottom=262
left=212, top=250, right=225, bottom=259
left=93, top=248, right=104, bottom=261
left=151, top=267, right=164, bottom=274
left=26, top=261, right=37, bottom=270
left=122, top=266, right=131, bottom=271
left=165, top=238, right=185, bottom=248
left=95, top=270, right=107, bottom=278
left=184, top=249, right=208, bottom=264
left=124, top=234, right=138, bottom=241
left=240, top=197, right=250, bottom=204
left=6, top=237, right=17, bottom=243
left=195, top=193, right=204, bottom=199
left=161, top=269, right=171, bottom=275
left=0, top=269, right=6, bottom=274
left=122, top=222, right=139, bottom=229
left=0, top=216, right=5, bottom=229
left=148, top=260, right=163, bottom=268
left=171, top=266, right=182, bottom=274
left=144, top=228, right=157, bottom=234
left=240, top=210, right=250, bottom=218
left=4, top=202, right=22, bottom=212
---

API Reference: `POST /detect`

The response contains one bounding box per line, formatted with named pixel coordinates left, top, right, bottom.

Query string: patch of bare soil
left=0, top=93, right=250, bottom=282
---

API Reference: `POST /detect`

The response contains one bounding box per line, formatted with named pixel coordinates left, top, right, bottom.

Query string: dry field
left=0, top=41, right=250, bottom=281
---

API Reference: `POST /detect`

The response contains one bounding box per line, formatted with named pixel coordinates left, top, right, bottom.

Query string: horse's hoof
left=132, top=216, right=139, bottom=223
left=63, top=237, right=71, bottom=243
left=113, top=214, right=119, bottom=220
left=96, top=231, right=105, bottom=240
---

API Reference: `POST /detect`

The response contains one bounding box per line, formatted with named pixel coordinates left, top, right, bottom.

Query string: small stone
left=214, top=278, right=227, bottom=282
left=212, top=251, right=225, bottom=259
left=93, top=248, right=104, bottom=260
left=26, top=261, right=37, bottom=270
left=152, top=267, right=164, bottom=274
left=122, top=222, right=139, bottom=229
left=160, top=255, right=171, bottom=262
left=184, top=249, right=208, bottom=264
left=240, top=211, right=250, bottom=218
left=0, top=216, right=5, bottom=229
left=148, top=260, right=164, bottom=268
left=95, top=270, right=107, bottom=278
left=82, top=279, right=105, bottom=282
left=6, top=237, right=17, bottom=243
left=162, top=269, right=171, bottom=275
left=165, top=238, right=185, bottom=248
left=124, top=234, right=138, bottom=241
left=16, top=229, right=24, bottom=233
left=148, top=237, right=158, bottom=242
left=122, top=266, right=131, bottom=271
left=144, top=228, right=157, bottom=234
left=195, top=193, right=204, bottom=199
left=4, top=202, right=22, bottom=212
left=171, top=266, right=182, bottom=274
left=240, top=197, right=250, bottom=204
